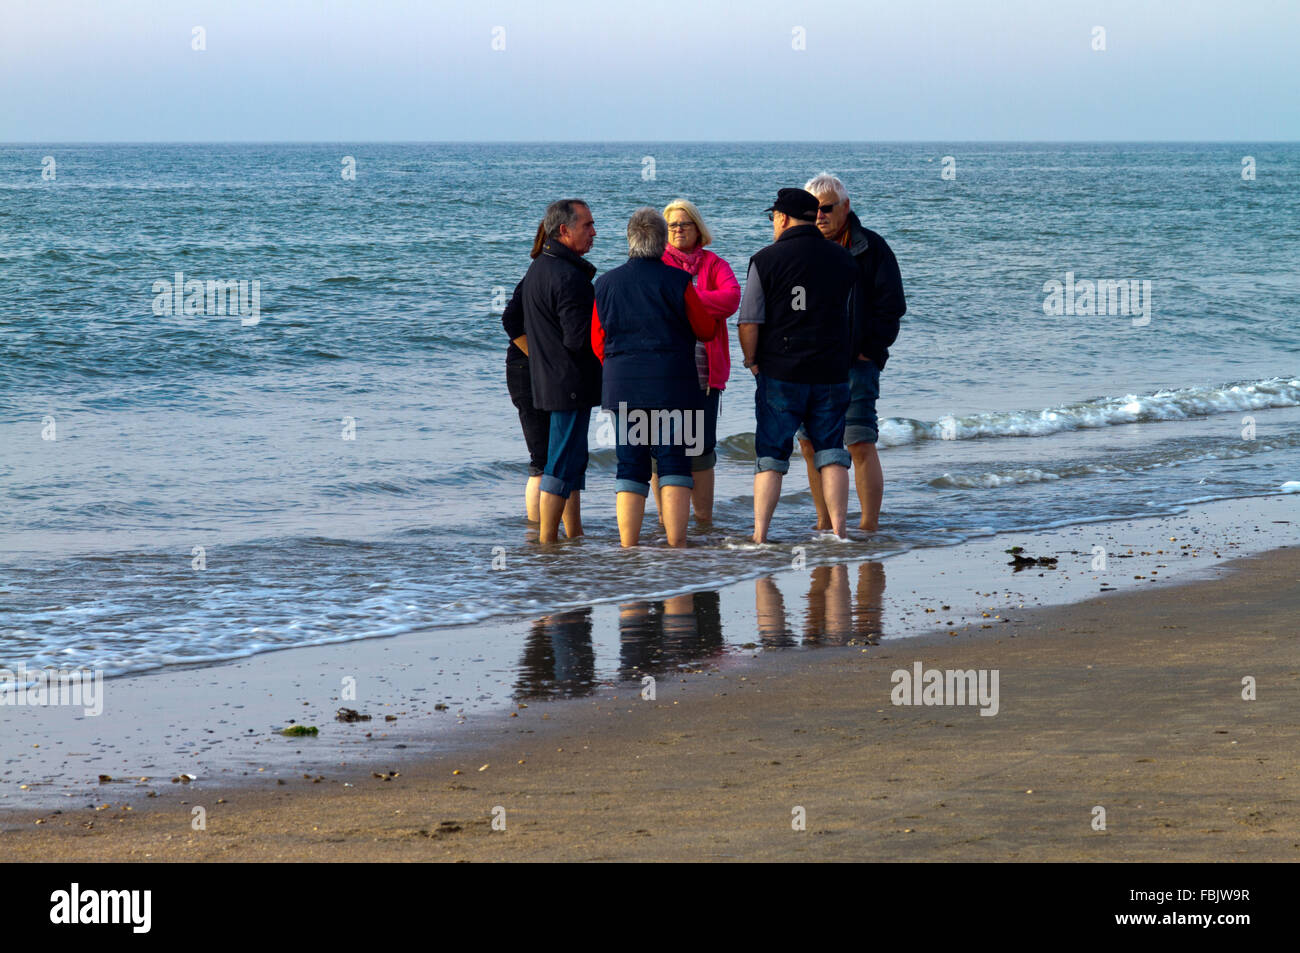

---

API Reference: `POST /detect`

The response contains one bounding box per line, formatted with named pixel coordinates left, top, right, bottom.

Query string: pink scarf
left=663, top=242, right=706, bottom=277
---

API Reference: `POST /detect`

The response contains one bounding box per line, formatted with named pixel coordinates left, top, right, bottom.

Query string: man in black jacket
left=738, top=188, right=858, bottom=543
left=519, top=198, right=600, bottom=544
left=797, top=173, right=906, bottom=532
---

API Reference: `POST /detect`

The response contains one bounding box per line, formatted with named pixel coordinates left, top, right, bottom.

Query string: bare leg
left=616, top=491, right=646, bottom=548
left=539, top=491, right=566, bottom=544
left=691, top=467, right=715, bottom=522
left=525, top=475, right=542, bottom=523
left=819, top=463, right=849, bottom=539
left=799, top=438, right=831, bottom=531
left=661, top=485, right=692, bottom=547
left=561, top=490, right=583, bottom=538
left=850, top=442, right=883, bottom=531
left=753, top=470, right=783, bottom=543
left=649, top=475, right=664, bottom=524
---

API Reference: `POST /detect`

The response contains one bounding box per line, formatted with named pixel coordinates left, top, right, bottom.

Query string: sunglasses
left=818, top=203, right=838, bottom=214
left=667, top=222, right=696, bottom=231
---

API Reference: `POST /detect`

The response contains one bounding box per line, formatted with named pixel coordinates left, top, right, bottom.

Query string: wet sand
left=2, top=539, right=1296, bottom=861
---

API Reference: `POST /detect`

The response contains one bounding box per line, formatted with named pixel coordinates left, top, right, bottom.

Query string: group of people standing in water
left=500, top=173, right=907, bottom=547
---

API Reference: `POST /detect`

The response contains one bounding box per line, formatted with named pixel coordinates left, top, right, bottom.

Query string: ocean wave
left=928, top=435, right=1300, bottom=489
left=931, top=467, right=1071, bottom=488
left=880, top=376, right=1300, bottom=446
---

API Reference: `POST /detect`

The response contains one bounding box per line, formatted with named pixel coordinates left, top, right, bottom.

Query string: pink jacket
left=661, top=246, right=741, bottom=391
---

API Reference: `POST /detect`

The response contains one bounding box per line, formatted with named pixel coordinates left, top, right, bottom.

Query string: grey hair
left=803, top=173, right=848, bottom=203
left=543, top=198, right=590, bottom=240
left=626, top=206, right=667, bottom=259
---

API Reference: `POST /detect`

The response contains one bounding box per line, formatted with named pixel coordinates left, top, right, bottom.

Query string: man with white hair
left=797, top=173, right=907, bottom=532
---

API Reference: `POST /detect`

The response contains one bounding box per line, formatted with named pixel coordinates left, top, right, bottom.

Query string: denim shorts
left=754, top=374, right=852, bottom=474
left=651, top=388, right=720, bottom=474
left=615, top=406, right=693, bottom=496
left=540, top=408, right=590, bottom=499
left=795, top=358, right=880, bottom=446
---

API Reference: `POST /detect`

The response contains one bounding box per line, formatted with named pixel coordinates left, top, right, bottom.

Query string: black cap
left=765, top=188, right=818, bottom=222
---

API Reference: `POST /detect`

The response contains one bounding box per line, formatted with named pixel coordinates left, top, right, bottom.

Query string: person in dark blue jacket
left=590, top=208, right=717, bottom=548
left=519, top=199, right=600, bottom=544
left=797, top=173, right=907, bottom=532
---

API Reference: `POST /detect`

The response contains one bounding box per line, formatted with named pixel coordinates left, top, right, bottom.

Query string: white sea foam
left=879, top=376, right=1300, bottom=447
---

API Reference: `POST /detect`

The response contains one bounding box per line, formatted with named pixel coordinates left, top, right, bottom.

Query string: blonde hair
left=662, top=198, right=714, bottom=248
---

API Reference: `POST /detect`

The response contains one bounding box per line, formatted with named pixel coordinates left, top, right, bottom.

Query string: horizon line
left=4, top=139, right=1298, bottom=146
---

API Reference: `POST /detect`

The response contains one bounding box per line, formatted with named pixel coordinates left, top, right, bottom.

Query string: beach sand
left=2, top=533, right=1295, bottom=861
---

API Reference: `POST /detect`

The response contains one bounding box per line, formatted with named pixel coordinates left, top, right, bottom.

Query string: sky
left=2, top=0, right=1296, bottom=141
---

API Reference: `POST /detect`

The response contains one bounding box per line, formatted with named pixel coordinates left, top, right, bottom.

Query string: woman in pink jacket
left=651, top=198, right=741, bottom=523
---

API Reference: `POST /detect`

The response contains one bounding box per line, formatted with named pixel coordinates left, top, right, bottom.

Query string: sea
left=1, top=142, right=1297, bottom=679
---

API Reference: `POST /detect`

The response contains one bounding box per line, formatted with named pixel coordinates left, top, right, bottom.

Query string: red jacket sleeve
left=684, top=285, right=717, bottom=341
left=590, top=300, right=605, bottom=363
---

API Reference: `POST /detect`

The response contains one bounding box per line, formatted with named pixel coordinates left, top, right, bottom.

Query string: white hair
left=626, top=207, right=668, bottom=258
left=803, top=173, right=848, bottom=202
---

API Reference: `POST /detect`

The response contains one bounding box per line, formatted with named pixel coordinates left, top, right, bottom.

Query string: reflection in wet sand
left=513, top=562, right=885, bottom=700
left=759, top=560, right=886, bottom=647
left=756, top=576, right=795, bottom=648
left=854, top=561, right=886, bottom=644
left=619, top=591, right=724, bottom=682
left=514, top=608, right=596, bottom=699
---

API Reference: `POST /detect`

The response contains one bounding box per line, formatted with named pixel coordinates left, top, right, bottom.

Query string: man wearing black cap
left=738, top=188, right=859, bottom=543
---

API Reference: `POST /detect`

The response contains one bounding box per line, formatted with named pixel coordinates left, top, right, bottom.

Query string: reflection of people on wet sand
left=803, top=564, right=852, bottom=645
left=755, top=576, right=794, bottom=648
left=514, top=607, right=595, bottom=700
left=618, top=591, right=724, bottom=681
left=854, top=560, right=886, bottom=643
left=754, top=559, right=887, bottom=647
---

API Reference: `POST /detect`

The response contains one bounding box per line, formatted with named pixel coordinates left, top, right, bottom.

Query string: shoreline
left=1, top=493, right=1295, bottom=812
left=2, top=542, right=1295, bottom=860
left=0, top=493, right=1296, bottom=859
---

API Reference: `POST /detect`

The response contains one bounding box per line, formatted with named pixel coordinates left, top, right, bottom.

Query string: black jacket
left=520, top=239, right=601, bottom=411
left=501, top=278, right=527, bottom=365
left=843, top=210, right=906, bottom=370
left=750, top=224, right=858, bottom=384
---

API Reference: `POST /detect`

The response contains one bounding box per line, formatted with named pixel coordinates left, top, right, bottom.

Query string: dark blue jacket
left=520, top=240, right=601, bottom=411
left=843, top=211, right=907, bottom=370
left=594, top=258, right=702, bottom=412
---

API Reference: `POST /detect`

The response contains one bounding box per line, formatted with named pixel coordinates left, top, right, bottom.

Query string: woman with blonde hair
left=651, top=198, right=741, bottom=522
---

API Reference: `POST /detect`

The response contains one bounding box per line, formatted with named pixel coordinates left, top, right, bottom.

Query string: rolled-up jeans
left=754, top=374, right=851, bottom=474
left=614, top=406, right=694, bottom=496
left=540, top=408, right=590, bottom=499
left=796, top=358, right=880, bottom=446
